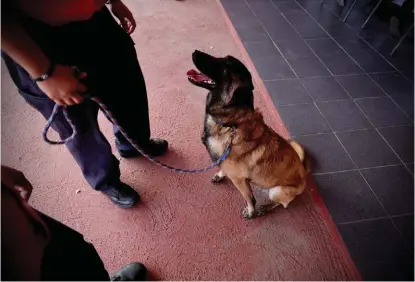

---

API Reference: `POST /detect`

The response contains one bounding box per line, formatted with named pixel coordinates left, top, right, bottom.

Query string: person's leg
left=40, top=213, right=110, bottom=281
left=80, top=8, right=168, bottom=159
left=39, top=213, right=148, bottom=281
left=2, top=53, right=138, bottom=207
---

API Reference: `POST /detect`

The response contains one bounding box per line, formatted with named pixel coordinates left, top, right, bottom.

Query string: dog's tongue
left=187, top=69, right=210, bottom=82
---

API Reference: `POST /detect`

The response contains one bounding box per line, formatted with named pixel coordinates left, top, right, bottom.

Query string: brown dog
left=187, top=50, right=310, bottom=219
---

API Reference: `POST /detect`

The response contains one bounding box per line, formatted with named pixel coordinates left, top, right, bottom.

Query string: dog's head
left=187, top=50, right=254, bottom=109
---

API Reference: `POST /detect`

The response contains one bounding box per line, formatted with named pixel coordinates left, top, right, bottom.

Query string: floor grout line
left=292, top=127, right=408, bottom=137
left=312, top=163, right=411, bottom=176
left=336, top=213, right=415, bottom=226
left=390, top=213, right=415, bottom=219
left=262, top=70, right=398, bottom=81
left=336, top=215, right=396, bottom=225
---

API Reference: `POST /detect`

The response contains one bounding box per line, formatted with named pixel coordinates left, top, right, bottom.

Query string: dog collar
left=213, top=117, right=235, bottom=128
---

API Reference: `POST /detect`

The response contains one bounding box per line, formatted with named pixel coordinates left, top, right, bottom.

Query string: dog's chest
left=202, top=115, right=227, bottom=160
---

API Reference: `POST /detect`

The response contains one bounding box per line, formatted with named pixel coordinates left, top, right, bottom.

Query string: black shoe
left=102, top=183, right=140, bottom=208
left=119, top=138, right=169, bottom=159
left=111, top=262, right=148, bottom=281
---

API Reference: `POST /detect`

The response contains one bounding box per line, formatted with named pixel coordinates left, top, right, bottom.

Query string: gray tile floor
left=220, top=0, right=414, bottom=280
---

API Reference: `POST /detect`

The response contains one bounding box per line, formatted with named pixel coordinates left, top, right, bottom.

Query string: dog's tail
left=289, top=140, right=311, bottom=175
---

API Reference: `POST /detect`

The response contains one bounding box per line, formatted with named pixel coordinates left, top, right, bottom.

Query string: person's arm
left=108, top=0, right=137, bottom=34
left=1, top=3, right=86, bottom=105
left=2, top=9, right=50, bottom=79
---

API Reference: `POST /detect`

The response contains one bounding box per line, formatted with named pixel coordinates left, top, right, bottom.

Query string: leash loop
left=42, top=97, right=233, bottom=174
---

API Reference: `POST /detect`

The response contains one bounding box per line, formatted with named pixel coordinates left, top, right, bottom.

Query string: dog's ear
left=223, top=78, right=254, bottom=107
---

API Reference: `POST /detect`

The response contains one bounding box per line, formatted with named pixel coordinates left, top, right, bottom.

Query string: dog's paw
left=256, top=205, right=268, bottom=217
left=211, top=173, right=225, bottom=184
left=242, top=207, right=255, bottom=219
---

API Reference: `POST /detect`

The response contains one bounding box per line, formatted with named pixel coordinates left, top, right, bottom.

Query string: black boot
left=111, top=262, right=148, bottom=281
left=119, top=138, right=168, bottom=159
left=101, top=183, right=140, bottom=208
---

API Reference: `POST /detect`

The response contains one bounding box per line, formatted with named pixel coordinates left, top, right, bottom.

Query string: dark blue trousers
left=2, top=8, right=151, bottom=191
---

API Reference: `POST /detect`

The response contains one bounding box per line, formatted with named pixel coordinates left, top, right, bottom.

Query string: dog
left=187, top=50, right=310, bottom=219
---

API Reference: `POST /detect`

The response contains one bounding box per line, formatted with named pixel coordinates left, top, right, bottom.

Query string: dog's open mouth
left=187, top=69, right=216, bottom=88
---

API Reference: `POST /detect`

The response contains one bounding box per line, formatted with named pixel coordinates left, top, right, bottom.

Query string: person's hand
left=1, top=166, right=33, bottom=201
left=110, top=1, right=137, bottom=34
left=36, top=65, right=87, bottom=106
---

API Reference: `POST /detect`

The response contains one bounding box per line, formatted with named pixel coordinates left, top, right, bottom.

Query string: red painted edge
left=216, top=1, right=362, bottom=280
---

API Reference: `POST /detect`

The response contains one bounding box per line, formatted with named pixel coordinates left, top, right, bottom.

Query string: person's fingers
left=63, top=97, right=75, bottom=106
left=71, top=93, right=84, bottom=104
left=121, top=20, right=129, bottom=32
left=129, top=17, right=137, bottom=34
left=15, top=185, right=32, bottom=201
left=54, top=98, right=66, bottom=106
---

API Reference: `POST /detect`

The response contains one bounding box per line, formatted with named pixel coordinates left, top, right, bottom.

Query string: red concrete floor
left=1, top=0, right=360, bottom=280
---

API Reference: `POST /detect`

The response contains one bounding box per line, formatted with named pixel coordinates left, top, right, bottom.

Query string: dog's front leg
left=229, top=178, right=256, bottom=219
left=211, top=170, right=226, bottom=184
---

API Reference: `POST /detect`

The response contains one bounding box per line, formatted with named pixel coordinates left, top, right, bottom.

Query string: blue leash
left=42, top=97, right=234, bottom=174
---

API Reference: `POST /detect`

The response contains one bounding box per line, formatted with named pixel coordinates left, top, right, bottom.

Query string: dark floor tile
left=287, top=56, right=330, bottom=78
left=317, top=100, right=372, bottom=131
left=370, top=73, right=414, bottom=97
left=301, top=77, right=350, bottom=102
left=336, top=129, right=401, bottom=168
left=244, top=41, right=281, bottom=61
left=392, top=215, right=414, bottom=250
left=245, top=0, right=282, bottom=22
left=295, top=133, right=354, bottom=173
left=278, top=103, right=331, bottom=135
left=306, top=38, right=345, bottom=57
left=263, top=18, right=301, bottom=41
left=220, top=0, right=258, bottom=24
left=235, top=23, right=270, bottom=43
left=336, top=37, right=394, bottom=73
left=379, top=126, right=414, bottom=163
left=361, top=166, right=414, bottom=216
left=326, top=23, right=358, bottom=39
left=338, top=219, right=414, bottom=281
left=246, top=0, right=300, bottom=41
left=390, top=95, right=414, bottom=121
left=406, top=163, right=414, bottom=173
left=252, top=56, right=296, bottom=80
left=309, top=4, right=343, bottom=27
left=335, top=74, right=385, bottom=98
left=402, top=67, right=415, bottom=84
left=296, top=0, right=329, bottom=18
left=275, top=40, right=315, bottom=59
left=284, top=11, right=329, bottom=39
left=265, top=79, right=311, bottom=105
left=356, top=97, right=412, bottom=127
left=317, top=54, right=364, bottom=75
left=313, top=171, right=385, bottom=223
left=271, top=0, right=302, bottom=13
